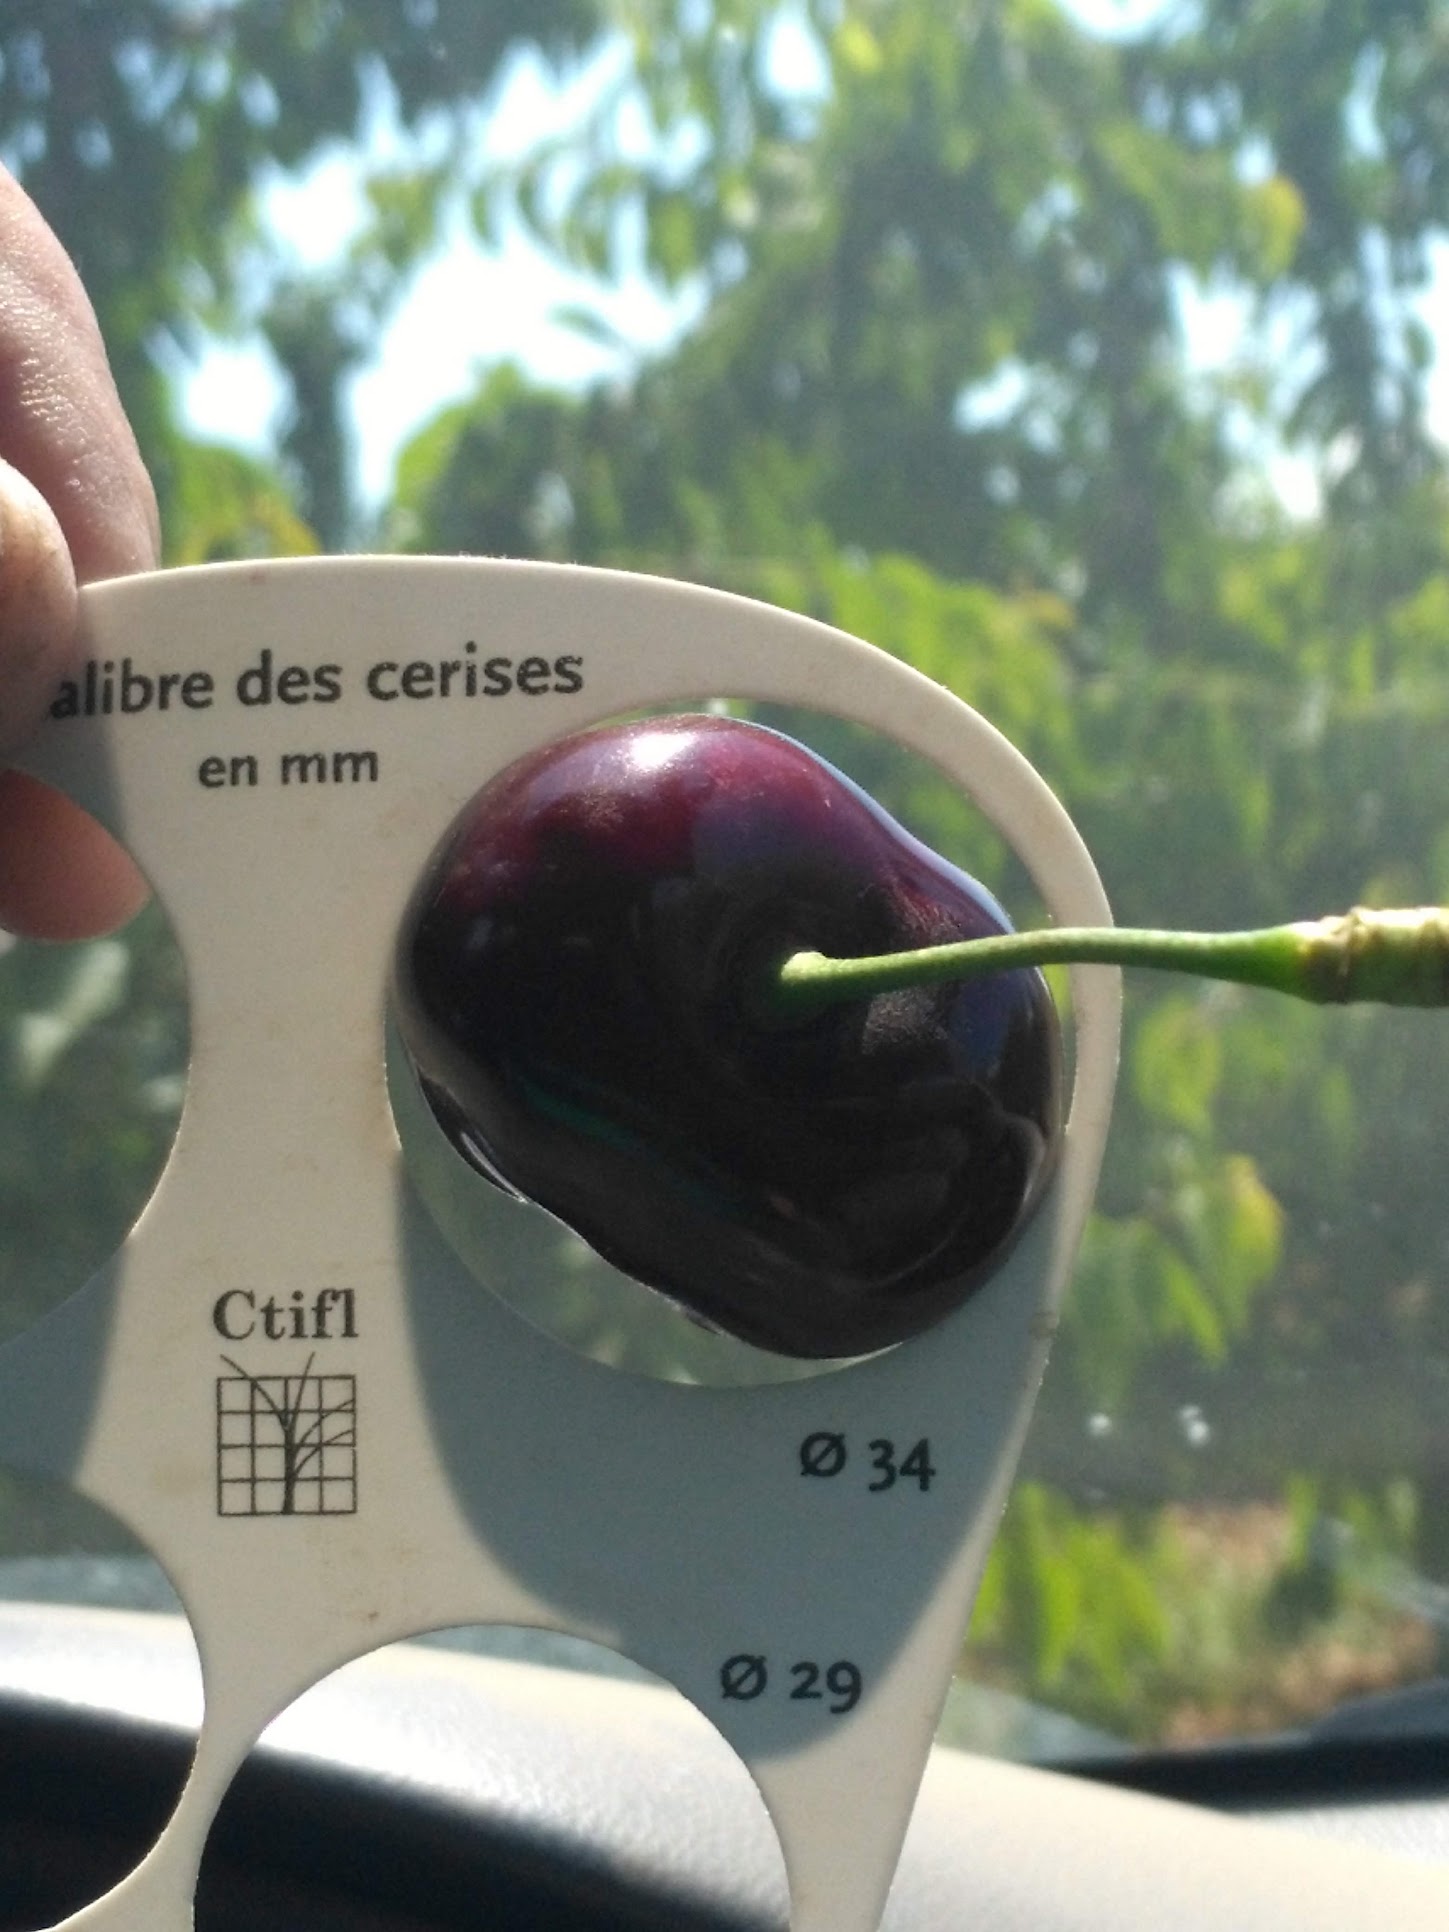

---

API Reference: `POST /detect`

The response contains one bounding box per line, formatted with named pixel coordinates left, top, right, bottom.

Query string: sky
left=176, top=0, right=1442, bottom=526
left=182, top=2, right=1193, bottom=511
left=179, top=39, right=707, bottom=511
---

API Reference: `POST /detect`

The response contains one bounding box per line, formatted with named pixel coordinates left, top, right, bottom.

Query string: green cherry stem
left=768, top=905, right=1449, bottom=1021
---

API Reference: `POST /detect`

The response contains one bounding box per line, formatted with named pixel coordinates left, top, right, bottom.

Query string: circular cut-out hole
left=197, top=1625, right=789, bottom=1930
left=0, top=1466, right=202, bottom=1929
left=0, top=863, right=187, bottom=1347
left=390, top=701, right=1069, bottom=1385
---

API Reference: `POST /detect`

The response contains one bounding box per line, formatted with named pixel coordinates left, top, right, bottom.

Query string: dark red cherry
left=392, top=715, right=1063, bottom=1359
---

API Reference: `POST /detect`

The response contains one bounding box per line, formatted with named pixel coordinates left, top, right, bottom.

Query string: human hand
left=0, top=166, right=160, bottom=940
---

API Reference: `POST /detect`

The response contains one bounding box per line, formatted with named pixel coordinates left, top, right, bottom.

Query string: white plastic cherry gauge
left=3, top=559, right=1120, bottom=1932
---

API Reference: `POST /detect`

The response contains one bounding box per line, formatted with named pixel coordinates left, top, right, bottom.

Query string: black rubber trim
left=1066, top=1735, right=1449, bottom=1812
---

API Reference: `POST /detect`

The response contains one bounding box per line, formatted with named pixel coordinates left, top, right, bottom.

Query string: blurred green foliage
left=4, top=0, right=1449, bottom=1744
left=0, top=906, right=184, bottom=1351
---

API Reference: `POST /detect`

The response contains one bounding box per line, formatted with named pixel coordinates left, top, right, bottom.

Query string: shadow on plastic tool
left=397, top=1158, right=1043, bottom=1760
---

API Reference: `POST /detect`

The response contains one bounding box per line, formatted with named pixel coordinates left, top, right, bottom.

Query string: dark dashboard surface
left=1, top=1603, right=1446, bottom=1932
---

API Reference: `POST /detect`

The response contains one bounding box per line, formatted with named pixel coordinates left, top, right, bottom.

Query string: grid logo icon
left=216, top=1356, right=358, bottom=1517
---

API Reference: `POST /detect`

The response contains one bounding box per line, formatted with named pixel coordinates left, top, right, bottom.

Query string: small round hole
left=197, top=1624, right=789, bottom=1932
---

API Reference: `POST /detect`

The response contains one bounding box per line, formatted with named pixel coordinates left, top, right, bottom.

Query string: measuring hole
left=196, top=1624, right=788, bottom=1931
left=0, top=853, right=187, bottom=1347
left=389, top=700, right=1068, bottom=1384
left=0, top=1466, right=202, bottom=1929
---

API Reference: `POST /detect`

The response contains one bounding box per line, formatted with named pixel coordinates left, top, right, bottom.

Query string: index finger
left=0, top=166, right=158, bottom=935
left=0, top=166, right=160, bottom=591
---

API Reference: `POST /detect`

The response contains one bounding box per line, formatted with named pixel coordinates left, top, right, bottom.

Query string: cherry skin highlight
left=393, top=714, right=1064, bottom=1359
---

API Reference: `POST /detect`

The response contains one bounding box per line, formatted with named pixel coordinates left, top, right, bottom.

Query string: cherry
left=393, top=715, right=1063, bottom=1359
